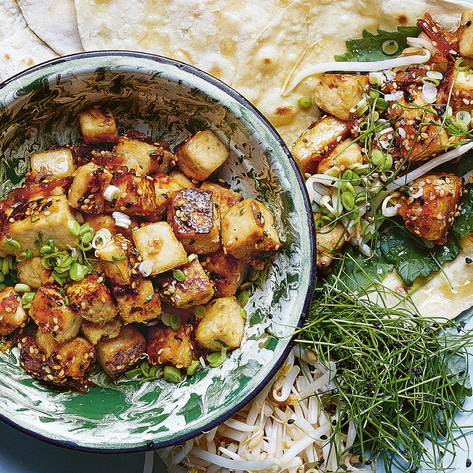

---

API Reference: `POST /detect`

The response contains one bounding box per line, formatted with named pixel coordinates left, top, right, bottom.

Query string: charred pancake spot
left=275, top=106, right=293, bottom=117
left=263, top=57, right=272, bottom=66
left=397, top=14, right=408, bottom=26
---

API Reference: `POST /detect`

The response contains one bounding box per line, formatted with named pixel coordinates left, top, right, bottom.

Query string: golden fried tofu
left=388, top=97, right=449, bottom=162
left=96, top=324, right=146, bottom=379
left=30, top=147, right=76, bottom=178
left=114, top=132, right=175, bottom=176
left=0, top=287, right=29, bottom=336
left=104, top=169, right=156, bottom=218
left=167, top=188, right=221, bottom=254
left=19, top=333, right=95, bottom=393
left=113, top=279, right=162, bottom=324
left=35, top=330, right=96, bottom=379
left=292, top=115, right=350, bottom=176
left=317, top=139, right=364, bottom=174
left=68, top=162, right=113, bottom=214
left=66, top=274, right=118, bottom=323
left=153, top=171, right=194, bottom=219
left=221, top=198, right=282, bottom=270
left=174, top=129, right=229, bottom=181
left=313, top=73, right=369, bottom=120
left=0, top=194, right=79, bottom=257
left=157, top=257, right=214, bottom=309
left=395, top=173, right=463, bottom=245
left=459, top=11, right=473, bottom=58
left=79, top=105, right=119, bottom=145
left=81, top=318, right=122, bottom=345
left=202, top=250, right=248, bottom=297
left=95, top=234, right=137, bottom=286
left=314, top=214, right=348, bottom=273
left=132, top=222, right=188, bottom=276
left=147, top=323, right=196, bottom=369
left=29, top=283, right=83, bottom=343
left=195, top=296, right=245, bottom=352
left=438, top=66, right=473, bottom=114
left=200, top=180, right=243, bottom=218
left=16, top=256, right=51, bottom=290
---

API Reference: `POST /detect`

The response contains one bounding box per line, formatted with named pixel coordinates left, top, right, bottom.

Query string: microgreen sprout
left=297, top=283, right=473, bottom=473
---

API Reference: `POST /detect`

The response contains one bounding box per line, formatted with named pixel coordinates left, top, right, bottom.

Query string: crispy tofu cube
left=175, top=129, right=229, bottom=181
left=68, top=162, right=113, bottom=214
left=153, top=172, right=194, bottom=219
left=96, top=324, right=146, bottom=379
left=459, top=11, right=473, bottom=58
left=79, top=105, right=119, bottom=145
left=0, top=194, right=79, bottom=257
left=132, top=222, right=188, bottom=276
left=113, top=278, right=162, bottom=324
left=195, top=296, right=245, bottom=352
left=317, top=139, right=364, bottom=174
left=388, top=96, right=449, bottom=162
left=167, top=188, right=221, bottom=254
left=16, top=256, right=51, bottom=289
left=19, top=333, right=95, bottom=393
left=292, top=115, right=349, bottom=176
left=104, top=169, right=156, bottom=218
left=221, top=199, right=282, bottom=270
left=30, top=147, right=76, bottom=178
left=395, top=173, right=463, bottom=245
left=95, top=234, right=137, bottom=286
left=81, top=318, right=122, bottom=345
left=66, top=274, right=118, bottom=323
left=156, top=257, right=214, bottom=309
left=313, top=74, right=369, bottom=120
left=147, top=323, right=196, bottom=369
left=200, top=180, right=243, bottom=218
left=29, top=283, right=82, bottom=343
left=84, top=213, right=136, bottom=240
left=114, top=132, right=175, bottom=176
left=35, top=331, right=96, bottom=379
left=0, top=287, right=29, bottom=336
left=202, top=250, right=249, bottom=297
left=439, top=67, right=473, bottom=114
left=314, top=213, right=347, bottom=273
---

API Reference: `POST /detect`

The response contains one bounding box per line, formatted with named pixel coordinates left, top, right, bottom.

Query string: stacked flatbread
left=5, top=0, right=472, bottom=144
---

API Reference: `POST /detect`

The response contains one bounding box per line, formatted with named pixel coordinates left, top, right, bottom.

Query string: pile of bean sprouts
left=158, top=346, right=374, bottom=473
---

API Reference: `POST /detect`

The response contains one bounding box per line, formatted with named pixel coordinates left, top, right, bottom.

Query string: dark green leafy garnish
left=335, top=26, right=421, bottom=62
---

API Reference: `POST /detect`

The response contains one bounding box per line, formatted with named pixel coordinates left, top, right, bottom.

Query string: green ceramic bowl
left=0, top=51, right=316, bottom=452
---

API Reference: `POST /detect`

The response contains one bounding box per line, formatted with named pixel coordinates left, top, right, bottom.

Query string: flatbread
left=16, top=0, right=84, bottom=55
left=0, top=0, right=58, bottom=82
left=73, top=0, right=288, bottom=85
left=232, top=0, right=473, bottom=146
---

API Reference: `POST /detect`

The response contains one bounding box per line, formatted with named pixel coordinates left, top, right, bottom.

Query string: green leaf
left=453, top=183, right=473, bottom=241
left=378, top=227, right=459, bottom=286
left=320, top=245, right=393, bottom=292
left=335, top=26, right=421, bottom=62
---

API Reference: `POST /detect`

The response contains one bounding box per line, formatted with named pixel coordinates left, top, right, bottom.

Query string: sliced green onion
left=3, top=238, right=21, bottom=252
left=186, top=360, right=201, bottom=376
left=236, top=289, right=250, bottom=306
left=69, top=262, right=89, bottom=281
left=207, top=346, right=228, bottom=368
left=14, top=283, right=31, bottom=293
left=173, top=269, right=186, bottom=282
left=194, top=305, right=206, bottom=319
left=68, top=220, right=81, bottom=236
left=297, top=96, right=312, bottom=108
left=163, top=365, right=183, bottom=383
left=382, top=40, right=399, bottom=55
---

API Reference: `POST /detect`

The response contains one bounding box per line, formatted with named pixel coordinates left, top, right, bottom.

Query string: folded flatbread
left=16, top=0, right=84, bottom=55
left=0, top=0, right=58, bottom=82
left=73, top=0, right=287, bottom=85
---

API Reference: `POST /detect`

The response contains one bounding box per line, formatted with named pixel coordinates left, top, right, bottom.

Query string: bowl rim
left=0, top=50, right=317, bottom=453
